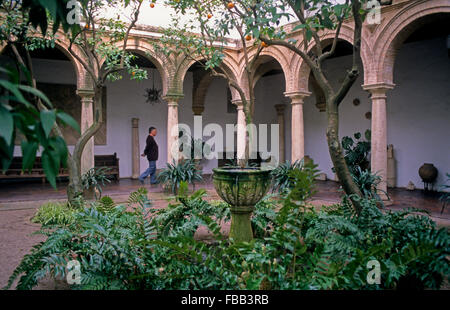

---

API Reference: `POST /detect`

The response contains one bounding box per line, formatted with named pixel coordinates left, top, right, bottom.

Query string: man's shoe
left=139, top=178, right=145, bottom=185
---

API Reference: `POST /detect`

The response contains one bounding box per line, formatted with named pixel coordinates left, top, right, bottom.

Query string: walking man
left=139, top=127, right=159, bottom=185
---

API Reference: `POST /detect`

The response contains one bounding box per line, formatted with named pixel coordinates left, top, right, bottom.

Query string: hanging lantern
left=144, top=69, right=161, bottom=104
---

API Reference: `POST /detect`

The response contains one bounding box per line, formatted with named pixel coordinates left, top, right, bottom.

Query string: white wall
left=388, top=37, right=450, bottom=187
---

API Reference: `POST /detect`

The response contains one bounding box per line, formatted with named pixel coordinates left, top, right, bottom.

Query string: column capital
left=131, top=117, right=139, bottom=128
left=163, top=93, right=184, bottom=104
left=274, top=104, right=286, bottom=115
left=284, top=90, right=312, bottom=105
left=192, top=105, right=204, bottom=115
left=76, top=88, right=95, bottom=99
left=362, top=83, right=395, bottom=99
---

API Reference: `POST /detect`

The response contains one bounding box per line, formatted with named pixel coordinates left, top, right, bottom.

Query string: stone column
left=131, top=118, right=140, bottom=179
left=274, top=104, right=286, bottom=164
left=232, top=100, right=246, bottom=161
left=77, top=89, right=95, bottom=175
left=164, top=95, right=183, bottom=165
left=363, top=83, right=395, bottom=201
left=284, top=91, right=311, bottom=162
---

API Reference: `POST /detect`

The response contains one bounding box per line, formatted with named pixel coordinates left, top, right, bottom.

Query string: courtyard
left=0, top=0, right=449, bottom=292
left=0, top=177, right=448, bottom=289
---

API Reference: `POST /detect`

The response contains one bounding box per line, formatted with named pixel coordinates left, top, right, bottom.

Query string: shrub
left=94, top=196, right=116, bottom=213
left=8, top=165, right=449, bottom=290
left=270, top=159, right=308, bottom=194
left=81, top=167, right=111, bottom=199
left=340, top=130, right=371, bottom=176
left=157, top=159, right=203, bottom=195
left=351, top=167, right=386, bottom=203
left=31, top=202, right=76, bottom=226
left=5, top=191, right=154, bottom=290
left=439, top=173, right=450, bottom=214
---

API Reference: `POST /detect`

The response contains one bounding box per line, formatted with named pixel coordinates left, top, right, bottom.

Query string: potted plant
left=157, top=159, right=203, bottom=195
left=178, top=130, right=211, bottom=173
left=81, top=167, right=111, bottom=200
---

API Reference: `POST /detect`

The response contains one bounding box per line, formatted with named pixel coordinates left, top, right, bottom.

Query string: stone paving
left=0, top=177, right=448, bottom=289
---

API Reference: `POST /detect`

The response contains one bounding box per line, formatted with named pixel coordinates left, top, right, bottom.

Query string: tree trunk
left=67, top=154, right=82, bottom=202
left=326, top=98, right=363, bottom=214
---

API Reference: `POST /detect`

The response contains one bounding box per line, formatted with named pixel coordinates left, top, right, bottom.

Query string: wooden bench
left=218, top=152, right=264, bottom=167
left=95, top=153, right=120, bottom=180
left=0, top=153, right=120, bottom=181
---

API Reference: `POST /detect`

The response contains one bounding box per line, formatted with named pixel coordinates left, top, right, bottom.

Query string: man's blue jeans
left=139, top=160, right=157, bottom=184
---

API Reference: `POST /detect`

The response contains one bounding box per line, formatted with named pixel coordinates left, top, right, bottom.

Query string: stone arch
left=373, top=0, right=450, bottom=84
left=192, top=70, right=214, bottom=115
left=289, top=23, right=371, bottom=92
left=176, top=53, right=241, bottom=101
left=1, top=31, right=86, bottom=89
left=107, top=39, right=171, bottom=96
left=53, top=33, right=88, bottom=89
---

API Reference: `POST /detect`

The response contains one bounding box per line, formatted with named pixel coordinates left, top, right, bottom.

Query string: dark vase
left=418, top=163, right=438, bottom=183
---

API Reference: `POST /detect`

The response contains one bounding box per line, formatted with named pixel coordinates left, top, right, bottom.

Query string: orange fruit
left=227, top=2, right=234, bottom=9
left=132, top=72, right=136, bottom=76
left=85, top=24, right=89, bottom=29
left=261, top=41, right=268, bottom=47
left=207, top=14, right=212, bottom=19
left=245, top=35, right=252, bottom=41
left=150, top=3, right=155, bottom=8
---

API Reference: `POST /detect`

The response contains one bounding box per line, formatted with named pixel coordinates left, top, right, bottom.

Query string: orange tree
left=164, top=0, right=371, bottom=214
left=156, top=0, right=291, bottom=167
left=63, top=0, right=148, bottom=202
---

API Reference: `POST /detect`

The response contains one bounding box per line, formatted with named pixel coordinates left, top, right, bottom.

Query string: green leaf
left=292, top=24, right=307, bottom=31
left=41, top=151, right=57, bottom=188
left=52, top=136, right=68, bottom=168
left=0, top=80, right=30, bottom=107
left=18, top=85, right=53, bottom=108
left=21, top=141, right=39, bottom=172
left=0, top=106, right=14, bottom=145
left=40, top=110, right=56, bottom=138
left=305, top=29, right=313, bottom=42
left=365, top=129, right=371, bottom=141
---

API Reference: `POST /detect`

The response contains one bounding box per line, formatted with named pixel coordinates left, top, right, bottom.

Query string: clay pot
left=418, top=163, right=438, bottom=183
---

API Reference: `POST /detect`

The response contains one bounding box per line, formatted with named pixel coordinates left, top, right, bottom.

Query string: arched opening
left=180, top=61, right=237, bottom=173
left=302, top=39, right=368, bottom=180
left=1, top=44, right=80, bottom=184
left=97, top=52, right=166, bottom=178
left=386, top=13, right=450, bottom=189
left=252, top=56, right=287, bottom=164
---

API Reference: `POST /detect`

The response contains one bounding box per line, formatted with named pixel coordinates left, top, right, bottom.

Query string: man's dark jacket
left=144, top=135, right=158, bottom=161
